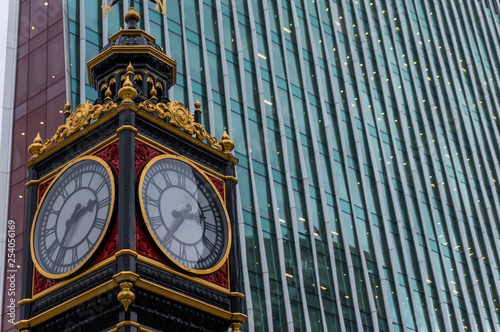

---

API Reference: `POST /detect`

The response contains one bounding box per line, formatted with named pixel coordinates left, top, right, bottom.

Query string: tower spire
left=87, top=6, right=176, bottom=106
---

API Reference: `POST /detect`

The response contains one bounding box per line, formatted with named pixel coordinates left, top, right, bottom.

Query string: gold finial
left=28, top=133, right=43, bottom=158
left=150, top=86, right=157, bottom=100
left=126, top=62, right=134, bottom=75
left=220, top=131, right=235, bottom=154
left=117, top=281, right=135, bottom=311
left=64, top=101, right=71, bottom=115
left=231, top=322, right=243, bottom=331
left=118, top=64, right=137, bottom=102
left=104, top=86, right=112, bottom=101
left=194, top=99, right=202, bottom=123
left=118, top=76, right=137, bottom=102
left=124, top=7, right=141, bottom=24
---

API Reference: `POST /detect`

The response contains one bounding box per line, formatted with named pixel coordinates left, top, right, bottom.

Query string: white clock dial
left=32, top=156, right=115, bottom=278
left=139, top=156, right=230, bottom=273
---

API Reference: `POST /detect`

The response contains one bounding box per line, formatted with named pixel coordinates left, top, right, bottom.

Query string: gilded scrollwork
left=138, top=99, right=228, bottom=152
left=30, top=100, right=118, bottom=158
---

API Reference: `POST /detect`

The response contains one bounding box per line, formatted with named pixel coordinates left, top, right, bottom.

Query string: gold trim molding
left=116, top=125, right=138, bottom=134
left=134, top=278, right=247, bottom=322
left=108, top=29, right=156, bottom=44
left=28, top=101, right=118, bottom=159
left=15, top=279, right=117, bottom=330
left=30, top=156, right=117, bottom=280
left=135, top=135, right=238, bottom=181
left=16, top=270, right=247, bottom=330
left=137, top=155, right=232, bottom=275
left=107, top=321, right=155, bottom=332
left=87, top=45, right=177, bottom=86
left=20, top=249, right=132, bottom=304
left=138, top=99, right=235, bottom=155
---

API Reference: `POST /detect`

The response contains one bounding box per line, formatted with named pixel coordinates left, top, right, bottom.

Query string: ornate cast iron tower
left=15, top=7, right=245, bottom=332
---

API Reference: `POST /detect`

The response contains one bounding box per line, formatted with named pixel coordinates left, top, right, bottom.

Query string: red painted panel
left=200, top=262, right=229, bottom=289
left=136, top=217, right=167, bottom=264
left=95, top=141, right=120, bottom=176
left=91, top=217, right=119, bottom=265
left=206, top=174, right=225, bottom=202
left=134, top=140, right=162, bottom=177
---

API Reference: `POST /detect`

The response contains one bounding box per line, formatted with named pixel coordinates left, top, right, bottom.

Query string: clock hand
left=59, top=203, right=82, bottom=248
left=163, top=204, right=193, bottom=243
left=65, top=199, right=97, bottom=227
left=61, top=199, right=97, bottom=246
left=54, top=203, right=81, bottom=264
left=184, top=209, right=206, bottom=224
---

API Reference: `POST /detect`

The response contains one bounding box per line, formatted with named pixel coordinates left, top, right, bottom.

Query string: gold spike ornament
left=118, top=63, right=137, bottom=102
left=117, top=281, right=135, bottom=311
left=220, top=131, right=235, bottom=154
left=124, top=7, right=141, bottom=24
left=28, top=133, right=43, bottom=158
left=231, top=322, right=243, bottom=331
left=63, top=101, right=71, bottom=116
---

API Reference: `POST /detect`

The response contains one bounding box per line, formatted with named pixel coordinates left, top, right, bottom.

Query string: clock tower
left=15, top=7, right=245, bottom=332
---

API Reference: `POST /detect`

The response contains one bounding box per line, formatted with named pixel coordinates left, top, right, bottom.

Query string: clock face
left=31, top=156, right=115, bottom=278
left=139, top=156, right=230, bottom=273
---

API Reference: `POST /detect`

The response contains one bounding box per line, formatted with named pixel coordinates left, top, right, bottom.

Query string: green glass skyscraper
left=4, top=0, right=500, bottom=331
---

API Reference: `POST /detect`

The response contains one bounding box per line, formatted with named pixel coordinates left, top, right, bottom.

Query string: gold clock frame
left=30, top=155, right=116, bottom=280
left=138, top=154, right=232, bottom=275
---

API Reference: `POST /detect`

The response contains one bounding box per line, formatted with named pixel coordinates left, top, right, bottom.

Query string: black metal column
left=19, top=168, right=38, bottom=322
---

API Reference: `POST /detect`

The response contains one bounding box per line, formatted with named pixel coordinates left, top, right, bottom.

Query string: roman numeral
left=178, top=173, right=186, bottom=188
left=98, top=197, right=110, bottom=209
left=46, top=240, right=59, bottom=257
left=194, top=246, right=202, bottom=261
left=54, top=247, right=66, bottom=266
left=88, top=172, right=95, bottom=187
left=163, top=235, right=174, bottom=248
left=95, top=180, right=106, bottom=194
left=147, top=196, right=159, bottom=208
left=150, top=216, right=164, bottom=230
left=201, top=205, right=212, bottom=213
left=203, top=236, right=215, bottom=252
left=60, top=187, right=70, bottom=199
left=179, top=243, right=187, bottom=261
left=74, top=174, right=83, bottom=189
left=204, top=223, right=217, bottom=233
left=161, top=171, right=172, bottom=187
left=71, top=247, right=78, bottom=262
left=41, top=224, right=56, bottom=237
left=94, top=218, right=107, bottom=230
left=49, top=207, right=60, bottom=216
left=150, top=179, right=164, bottom=192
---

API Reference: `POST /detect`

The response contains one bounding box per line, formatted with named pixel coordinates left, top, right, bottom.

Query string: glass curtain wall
left=67, top=0, right=500, bottom=331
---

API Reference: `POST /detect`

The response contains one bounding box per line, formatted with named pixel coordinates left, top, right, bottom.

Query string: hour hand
left=82, top=198, right=97, bottom=213
left=185, top=210, right=206, bottom=224
left=66, top=203, right=82, bottom=227
left=168, top=204, right=194, bottom=233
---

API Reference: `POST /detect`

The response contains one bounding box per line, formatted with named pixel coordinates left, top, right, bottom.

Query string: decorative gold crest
left=29, top=100, right=118, bottom=159
left=138, top=99, right=234, bottom=153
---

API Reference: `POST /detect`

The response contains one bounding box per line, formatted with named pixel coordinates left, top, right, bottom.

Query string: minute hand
left=61, top=199, right=97, bottom=246
left=163, top=214, right=184, bottom=245
left=163, top=204, right=193, bottom=244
